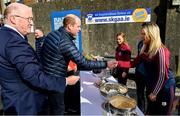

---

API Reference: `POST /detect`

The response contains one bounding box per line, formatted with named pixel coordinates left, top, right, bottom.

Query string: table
left=80, top=71, right=144, bottom=116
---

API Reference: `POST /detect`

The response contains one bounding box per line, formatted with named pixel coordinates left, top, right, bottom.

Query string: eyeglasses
left=13, top=15, right=33, bottom=23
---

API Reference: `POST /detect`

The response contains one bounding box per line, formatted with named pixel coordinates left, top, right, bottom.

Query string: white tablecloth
left=80, top=71, right=144, bottom=116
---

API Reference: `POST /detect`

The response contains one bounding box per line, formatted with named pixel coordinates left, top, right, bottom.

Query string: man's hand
left=35, top=29, right=44, bottom=39
left=107, top=61, right=118, bottom=69
left=66, top=75, right=80, bottom=85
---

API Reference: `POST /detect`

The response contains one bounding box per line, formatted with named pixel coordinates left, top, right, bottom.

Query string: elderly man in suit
left=0, top=3, right=79, bottom=115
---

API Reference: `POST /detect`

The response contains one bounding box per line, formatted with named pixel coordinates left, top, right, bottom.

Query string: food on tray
left=109, top=95, right=136, bottom=109
left=100, top=83, right=128, bottom=95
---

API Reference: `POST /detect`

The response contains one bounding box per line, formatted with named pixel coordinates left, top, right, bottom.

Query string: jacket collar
left=4, top=24, right=25, bottom=39
left=58, top=27, right=76, bottom=40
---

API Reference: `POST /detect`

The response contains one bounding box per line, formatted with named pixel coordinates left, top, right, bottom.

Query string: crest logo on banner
left=132, top=8, right=148, bottom=22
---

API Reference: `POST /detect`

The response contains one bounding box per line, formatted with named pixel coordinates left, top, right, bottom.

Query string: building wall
left=166, top=7, right=180, bottom=71
left=28, top=0, right=180, bottom=71
left=29, top=0, right=159, bottom=53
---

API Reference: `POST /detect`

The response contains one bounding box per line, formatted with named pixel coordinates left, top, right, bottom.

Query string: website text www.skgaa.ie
left=95, top=16, right=130, bottom=23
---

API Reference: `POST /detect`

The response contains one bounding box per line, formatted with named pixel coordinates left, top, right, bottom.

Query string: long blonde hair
left=141, top=22, right=162, bottom=57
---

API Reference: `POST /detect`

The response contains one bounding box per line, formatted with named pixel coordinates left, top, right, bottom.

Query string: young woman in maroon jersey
left=114, top=32, right=131, bottom=85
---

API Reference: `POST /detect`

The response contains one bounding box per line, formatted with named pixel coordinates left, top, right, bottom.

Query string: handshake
left=66, top=60, right=118, bottom=86
left=107, top=60, right=118, bottom=69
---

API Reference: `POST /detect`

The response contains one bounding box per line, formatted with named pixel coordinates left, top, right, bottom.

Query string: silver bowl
left=108, top=94, right=137, bottom=113
left=99, top=82, right=128, bottom=99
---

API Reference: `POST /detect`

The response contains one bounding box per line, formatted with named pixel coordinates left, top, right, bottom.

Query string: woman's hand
left=122, top=72, right=127, bottom=78
left=148, top=93, right=157, bottom=102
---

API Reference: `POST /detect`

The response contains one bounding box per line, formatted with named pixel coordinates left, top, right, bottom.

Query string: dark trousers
left=64, top=70, right=80, bottom=115
left=146, top=85, right=175, bottom=115
left=114, top=68, right=127, bottom=85
left=135, top=72, right=146, bottom=113
left=48, top=92, right=65, bottom=115
left=64, top=81, right=80, bottom=115
left=117, top=76, right=127, bottom=85
left=179, top=98, right=180, bottom=115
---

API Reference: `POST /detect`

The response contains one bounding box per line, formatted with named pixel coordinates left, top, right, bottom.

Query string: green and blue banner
left=85, top=8, right=151, bottom=24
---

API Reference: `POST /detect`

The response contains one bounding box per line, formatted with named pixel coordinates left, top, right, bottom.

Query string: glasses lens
left=28, top=17, right=33, bottom=22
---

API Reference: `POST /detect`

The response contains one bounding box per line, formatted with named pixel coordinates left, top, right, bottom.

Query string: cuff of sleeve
left=35, top=36, right=44, bottom=41
left=65, top=78, right=67, bottom=86
left=104, top=61, right=108, bottom=68
left=152, top=91, right=157, bottom=96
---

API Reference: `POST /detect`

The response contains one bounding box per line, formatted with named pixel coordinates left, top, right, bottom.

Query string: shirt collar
left=4, top=24, right=25, bottom=39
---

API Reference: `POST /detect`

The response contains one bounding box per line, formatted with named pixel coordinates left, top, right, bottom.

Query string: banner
left=85, top=8, right=151, bottom=24
left=51, top=9, right=82, bottom=52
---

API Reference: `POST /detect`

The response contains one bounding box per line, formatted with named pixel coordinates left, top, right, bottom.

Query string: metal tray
left=99, top=82, right=128, bottom=98
left=108, top=94, right=136, bottom=112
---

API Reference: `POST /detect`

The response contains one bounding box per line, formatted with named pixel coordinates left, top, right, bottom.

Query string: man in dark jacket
left=36, top=14, right=117, bottom=114
left=0, top=3, right=79, bottom=115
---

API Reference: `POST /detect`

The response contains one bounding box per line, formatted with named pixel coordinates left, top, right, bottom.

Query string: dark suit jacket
left=0, top=27, right=66, bottom=115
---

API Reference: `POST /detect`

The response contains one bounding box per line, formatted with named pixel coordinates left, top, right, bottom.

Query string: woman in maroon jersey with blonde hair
left=118, top=22, right=175, bottom=115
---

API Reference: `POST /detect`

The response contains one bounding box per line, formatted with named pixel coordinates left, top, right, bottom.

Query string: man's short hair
left=63, top=14, right=76, bottom=27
